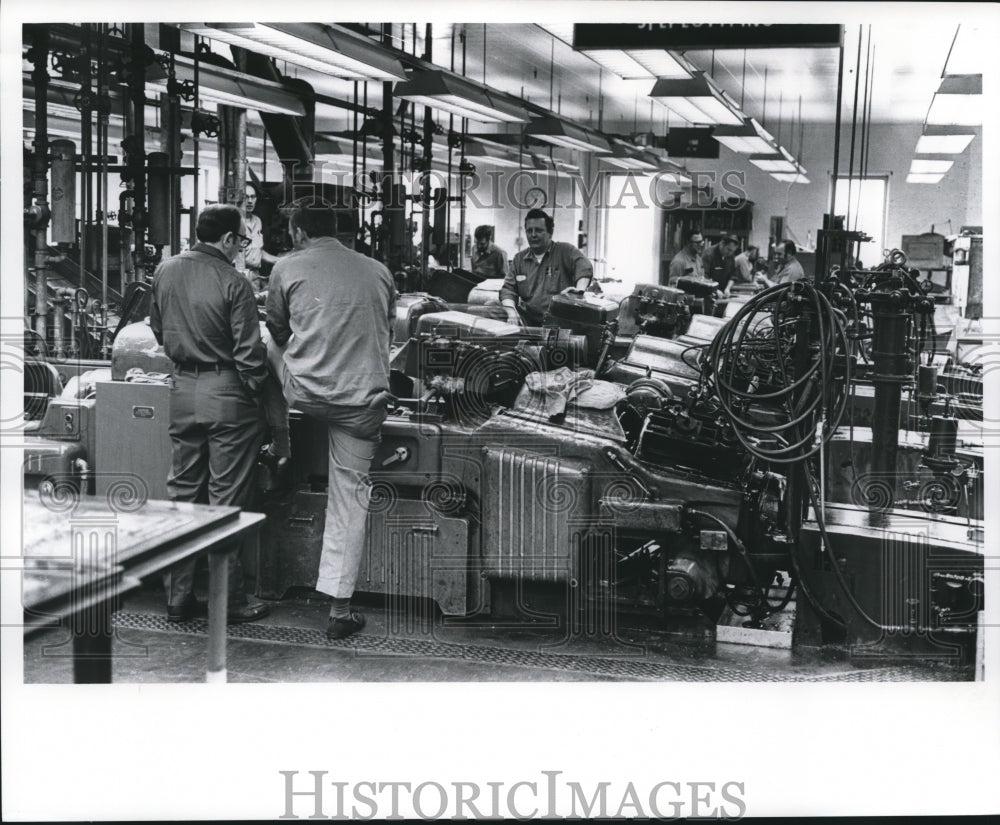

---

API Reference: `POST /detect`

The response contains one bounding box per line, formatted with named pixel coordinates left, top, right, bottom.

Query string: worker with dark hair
left=238, top=183, right=278, bottom=291
left=667, top=227, right=706, bottom=285
left=734, top=245, right=761, bottom=283
left=149, top=202, right=270, bottom=624
left=702, top=234, right=740, bottom=298
left=500, top=208, right=593, bottom=325
left=470, top=224, right=508, bottom=279
left=756, top=240, right=806, bottom=287
left=265, top=204, right=396, bottom=640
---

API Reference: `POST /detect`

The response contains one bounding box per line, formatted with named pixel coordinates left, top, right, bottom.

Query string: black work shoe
left=166, top=599, right=208, bottom=623
left=326, top=612, right=366, bottom=640
left=227, top=601, right=270, bottom=624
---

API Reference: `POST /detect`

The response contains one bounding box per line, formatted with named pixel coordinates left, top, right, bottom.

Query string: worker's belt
left=173, top=362, right=237, bottom=375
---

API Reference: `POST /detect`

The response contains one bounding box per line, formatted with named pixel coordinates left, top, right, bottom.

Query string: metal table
left=21, top=493, right=265, bottom=683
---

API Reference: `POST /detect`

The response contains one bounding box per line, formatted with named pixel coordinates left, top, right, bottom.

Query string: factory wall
left=725, top=122, right=982, bottom=256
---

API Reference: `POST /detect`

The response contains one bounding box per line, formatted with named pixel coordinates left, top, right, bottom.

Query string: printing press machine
left=22, top=266, right=986, bottom=667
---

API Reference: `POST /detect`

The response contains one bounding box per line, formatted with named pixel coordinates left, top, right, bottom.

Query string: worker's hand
left=754, top=274, right=769, bottom=286
left=504, top=307, right=521, bottom=325
left=723, top=288, right=732, bottom=299
left=560, top=286, right=584, bottom=296
left=715, top=289, right=726, bottom=300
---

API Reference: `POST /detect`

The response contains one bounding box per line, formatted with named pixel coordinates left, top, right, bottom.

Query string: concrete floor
left=22, top=582, right=975, bottom=683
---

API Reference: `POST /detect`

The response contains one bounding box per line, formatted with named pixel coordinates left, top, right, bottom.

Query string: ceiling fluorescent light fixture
left=462, top=142, right=526, bottom=168
left=394, top=70, right=528, bottom=124
left=925, top=74, right=982, bottom=126
left=915, top=124, right=975, bottom=154
left=906, top=173, right=945, bottom=184
left=909, top=158, right=954, bottom=175
left=581, top=48, right=688, bottom=80
left=649, top=72, right=743, bottom=126
left=524, top=117, right=612, bottom=152
left=599, top=139, right=659, bottom=170
left=179, top=23, right=407, bottom=81
left=771, top=172, right=811, bottom=184
left=712, top=117, right=777, bottom=154
left=748, top=146, right=799, bottom=173
left=147, top=54, right=306, bottom=116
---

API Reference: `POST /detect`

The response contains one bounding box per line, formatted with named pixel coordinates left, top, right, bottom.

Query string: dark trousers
left=162, top=368, right=266, bottom=607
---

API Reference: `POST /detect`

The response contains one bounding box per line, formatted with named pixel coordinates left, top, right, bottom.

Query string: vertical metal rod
left=80, top=24, right=92, bottom=292
left=130, top=23, right=147, bottom=281
left=98, top=24, right=110, bottom=355
left=854, top=26, right=872, bottom=232
left=863, top=45, right=876, bottom=188
left=829, top=32, right=845, bottom=218
left=846, top=24, right=863, bottom=232
left=420, top=24, right=434, bottom=280
left=206, top=548, right=229, bottom=683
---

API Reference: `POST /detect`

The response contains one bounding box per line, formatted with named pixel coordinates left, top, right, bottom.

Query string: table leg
left=72, top=600, right=113, bottom=684
left=206, top=548, right=229, bottom=683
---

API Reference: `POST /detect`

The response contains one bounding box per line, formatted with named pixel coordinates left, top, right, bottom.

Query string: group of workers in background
left=148, top=187, right=800, bottom=639
left=667, top=227, right=805, bottom=299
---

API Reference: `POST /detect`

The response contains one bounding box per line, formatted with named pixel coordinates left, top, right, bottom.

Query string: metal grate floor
left=111, top=612, right=972, bottom=683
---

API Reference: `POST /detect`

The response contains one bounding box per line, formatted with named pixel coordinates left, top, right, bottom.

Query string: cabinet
left=660, top=199, right=753, bottom=283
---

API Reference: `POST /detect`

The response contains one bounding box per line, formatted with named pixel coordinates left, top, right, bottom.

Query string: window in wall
left=833, top=176, right=887, bottom=268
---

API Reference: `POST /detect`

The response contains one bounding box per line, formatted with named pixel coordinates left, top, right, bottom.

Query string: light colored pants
left=265, top=337, right=386, bottom=599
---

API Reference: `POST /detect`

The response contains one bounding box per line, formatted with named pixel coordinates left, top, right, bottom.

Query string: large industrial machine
left=19, top=23, right=985, bottom=675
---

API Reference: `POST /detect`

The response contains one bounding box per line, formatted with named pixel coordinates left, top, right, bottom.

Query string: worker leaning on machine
left=500, top=208, right=594, bottom=326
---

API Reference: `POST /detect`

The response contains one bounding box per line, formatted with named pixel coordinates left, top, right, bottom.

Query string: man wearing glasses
left=667, top=228, right=707, bottom=286
left=149, top=203, right=271, bottom=624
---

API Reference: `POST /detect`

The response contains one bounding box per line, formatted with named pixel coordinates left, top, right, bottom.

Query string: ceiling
left=267, top=18, right=990, bottom=140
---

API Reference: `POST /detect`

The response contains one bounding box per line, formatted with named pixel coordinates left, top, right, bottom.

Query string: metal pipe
left=129, top=22, right=147, bottom=281
left=98, top=23, right=111, bottom=357
left=80, top=24, right=92, bottom=292
left=121, top=83, right=137, bottom=286
left=29, top=27, right=51, bottom=352
left=420, top=24, right=434, bottom=282
left=51, top=294, right=67, bottom=359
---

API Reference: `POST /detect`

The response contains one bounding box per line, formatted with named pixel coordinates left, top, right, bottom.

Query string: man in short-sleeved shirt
left=471, top=224, right=508, bottom=280
left=668, top=228, right=706, bottom=285
left=500, top=208, right=593, bottom=325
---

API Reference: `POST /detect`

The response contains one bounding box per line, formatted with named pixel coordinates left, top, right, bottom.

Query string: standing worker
left=239, top=183, right=279, bottom=291
left=149, top=203, right=271, bottom=624
left=470, top=224, right=508, bottom=279
left=500, top=208, right=593, bottom=325
left=667, top=228, right=706, bottom=285
left=266, top=205, right=396, bottom=641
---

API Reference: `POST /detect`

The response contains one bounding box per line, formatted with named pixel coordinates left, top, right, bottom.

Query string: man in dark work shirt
left=149, top=203, right=270, bottom=624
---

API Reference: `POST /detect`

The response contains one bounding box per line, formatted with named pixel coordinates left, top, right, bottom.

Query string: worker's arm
left=499, top=257, right=522, bottom=322
left=148, top=277, right=164, bottom=345
left=265, top=265, right=292, bottom=346
left=568, top=245, right=594, bottom=290
left=230, top=278, right=268, bottom=396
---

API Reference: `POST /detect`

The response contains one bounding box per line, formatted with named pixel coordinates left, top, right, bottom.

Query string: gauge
left=524, top=186, right=547, bottom=209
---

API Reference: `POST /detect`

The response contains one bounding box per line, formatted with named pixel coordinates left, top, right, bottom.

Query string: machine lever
left=381, top=446, right=410, bottom=467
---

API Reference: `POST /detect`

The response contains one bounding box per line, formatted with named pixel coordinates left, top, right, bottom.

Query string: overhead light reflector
left=749, top=146, right=800, bottom=173
left=909, top=158, right=954, bottom=175
left=925, top=74, right=982, bottom=126
left=915, top=124, right=975, bottom=154
left=712, top=117, right=777, bottom=154
left=524, top=117, right=612, bottom=152
left=906, top=173, right=945, bottom=184
left=394, top=70, right=529, bottom=124
left=147, top=54, right=306, bottom=116
left=179, top=23, right=407, bottom=81
left=649, top=72, right=743, bottom=126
